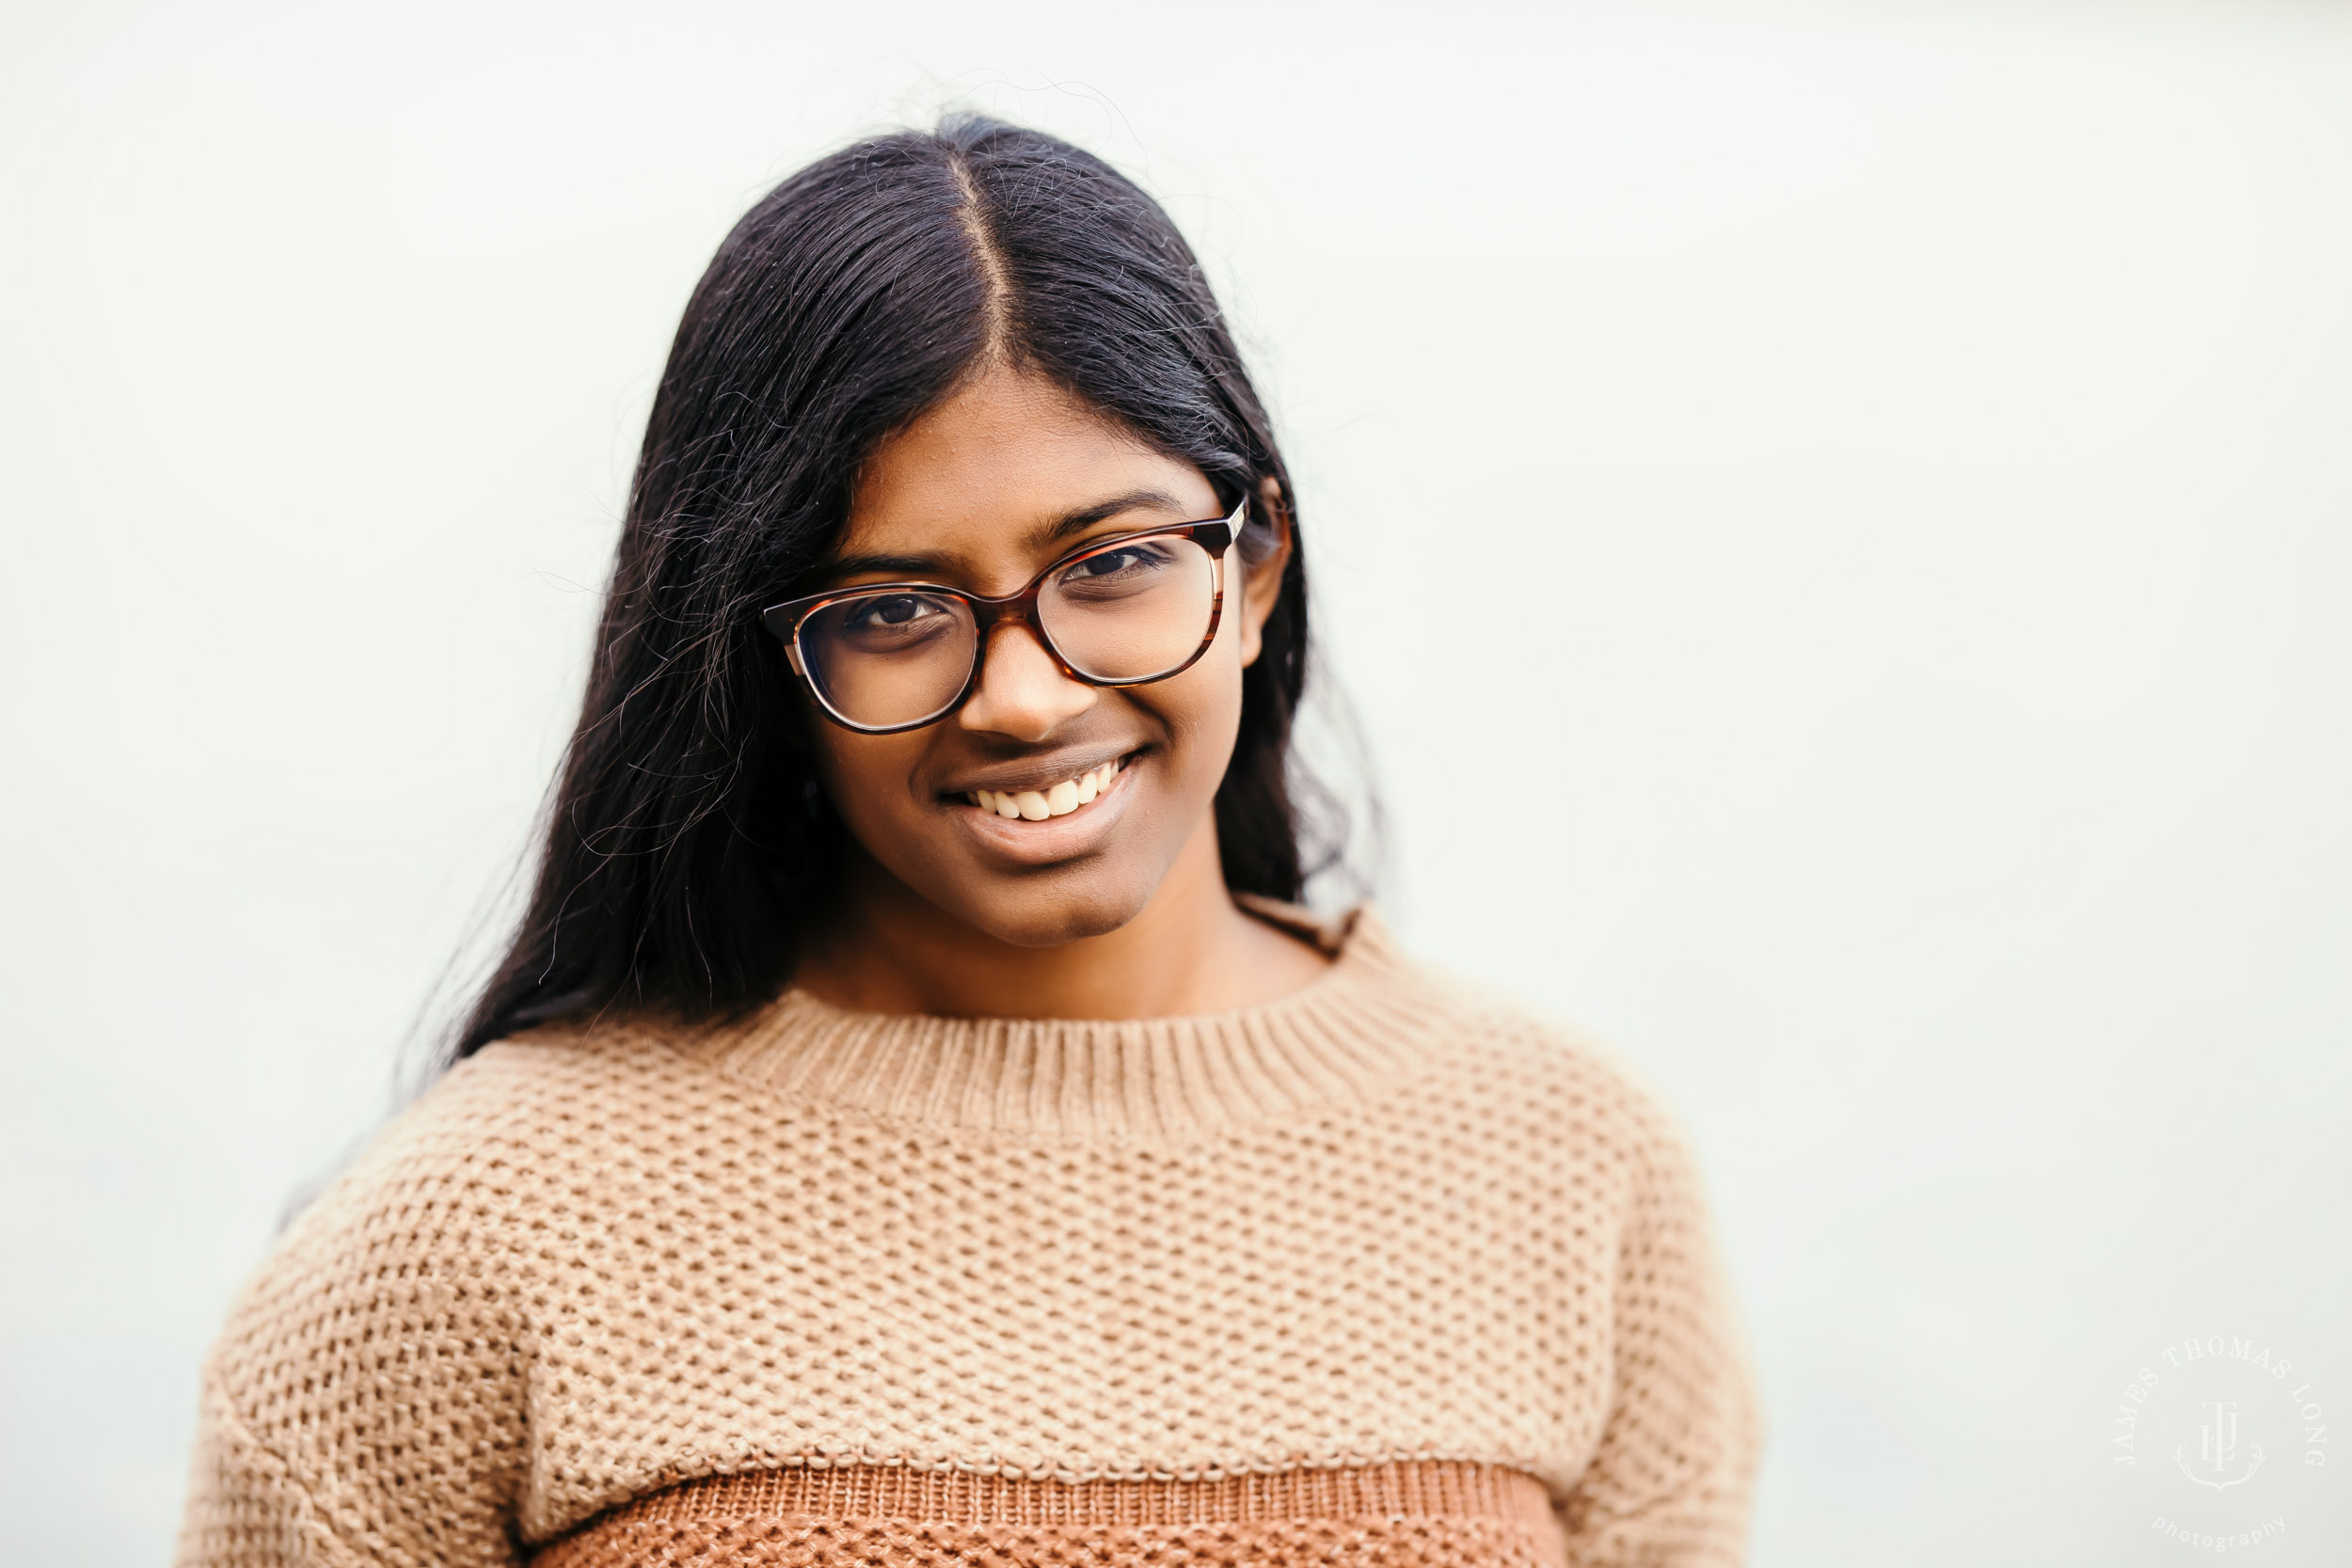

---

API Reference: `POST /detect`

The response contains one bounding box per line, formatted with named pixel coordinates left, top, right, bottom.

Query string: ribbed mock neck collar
left=667, top=901, right=1443, bottom=1141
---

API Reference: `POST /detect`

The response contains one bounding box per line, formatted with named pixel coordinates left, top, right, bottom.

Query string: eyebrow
left=822, top=487, right=1194, bottom=584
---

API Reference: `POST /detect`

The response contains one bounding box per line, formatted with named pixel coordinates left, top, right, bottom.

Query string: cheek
left=1139, top=641, right=1248, bottom=791
left=806, top=728, right=932, bottom=838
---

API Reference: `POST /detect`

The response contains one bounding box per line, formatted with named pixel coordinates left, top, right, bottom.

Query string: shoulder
left=183, top=1032, right=691, bottom=1557
left=205, top=1021, right=688, bottom=1394
left=278, top=1026, right=655, bottom=1247
left=1356, top=914, right=1706, bottom=1180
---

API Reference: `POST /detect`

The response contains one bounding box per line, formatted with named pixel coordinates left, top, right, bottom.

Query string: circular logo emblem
left=2110, top=1335, right=2329, bottom=1556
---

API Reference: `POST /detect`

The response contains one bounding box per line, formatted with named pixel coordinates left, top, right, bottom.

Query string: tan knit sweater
left=176, top=902, right=1760, bottom=1567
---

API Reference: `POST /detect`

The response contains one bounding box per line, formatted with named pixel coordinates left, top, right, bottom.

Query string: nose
left=955, top=619, right=1096, bottom=741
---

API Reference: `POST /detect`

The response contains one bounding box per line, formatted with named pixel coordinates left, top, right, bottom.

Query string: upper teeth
left=969, top=759, right=1121, bottom=821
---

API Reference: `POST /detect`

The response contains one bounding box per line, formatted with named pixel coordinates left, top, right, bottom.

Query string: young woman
left=177, top=119, right=1760, bottom=1567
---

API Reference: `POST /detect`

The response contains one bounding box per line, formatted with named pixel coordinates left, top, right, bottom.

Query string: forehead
left=840, top=368, right=1216, bottom=561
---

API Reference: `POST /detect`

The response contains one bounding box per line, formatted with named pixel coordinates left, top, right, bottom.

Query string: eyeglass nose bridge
left=960, top=584, right=1089, bottom=686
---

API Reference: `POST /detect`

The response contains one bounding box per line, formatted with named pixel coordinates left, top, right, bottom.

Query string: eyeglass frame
left=757, top=496, right=1247, bottom=735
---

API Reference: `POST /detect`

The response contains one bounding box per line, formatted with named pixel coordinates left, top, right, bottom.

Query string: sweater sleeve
left=173, top=1102, right=530, bottom=1568
left=175, top=1374, right=369, bottom=1568
left=1555, top=1084, right=1764, bottom=1566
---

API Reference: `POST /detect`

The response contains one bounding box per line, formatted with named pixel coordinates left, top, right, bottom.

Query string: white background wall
left=4, top=3, right=2347, bottom=1563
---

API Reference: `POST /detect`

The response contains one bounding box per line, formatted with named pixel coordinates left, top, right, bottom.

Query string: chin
left=951, top=864, right=1157, bottom=949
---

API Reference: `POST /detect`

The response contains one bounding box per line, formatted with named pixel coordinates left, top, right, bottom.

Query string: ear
left=1234, top=475, right=1294, bottom=671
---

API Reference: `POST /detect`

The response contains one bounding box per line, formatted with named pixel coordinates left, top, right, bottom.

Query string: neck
left=793, top=816, right=1328, bottom=1020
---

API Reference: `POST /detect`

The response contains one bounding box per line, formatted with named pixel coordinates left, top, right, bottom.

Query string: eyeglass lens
left=797, top=533, right=1217, bottom=730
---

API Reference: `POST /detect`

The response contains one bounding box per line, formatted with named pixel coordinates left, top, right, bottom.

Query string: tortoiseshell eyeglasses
left=758, top=498, right=1244, bottom=734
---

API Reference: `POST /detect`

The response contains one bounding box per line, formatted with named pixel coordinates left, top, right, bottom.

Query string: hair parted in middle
left=454, top=114, right=1351, bottom=1059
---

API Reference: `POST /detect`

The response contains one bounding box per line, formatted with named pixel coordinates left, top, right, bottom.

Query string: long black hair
left=453, top=116, right=1343, bottom=1058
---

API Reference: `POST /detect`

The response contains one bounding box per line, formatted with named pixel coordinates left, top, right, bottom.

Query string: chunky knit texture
left=176, top=903, right=1761, bottom=1567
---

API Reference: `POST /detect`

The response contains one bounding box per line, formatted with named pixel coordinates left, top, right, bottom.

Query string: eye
left=1057, top=542, right=1176, bottom=588
left=843, top=593, right=948, bottom=630
left=814, top=590, right=968, bottom=655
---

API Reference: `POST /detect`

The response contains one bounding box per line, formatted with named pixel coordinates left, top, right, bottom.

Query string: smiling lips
left=964, top=758, right=1123, bottom=821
